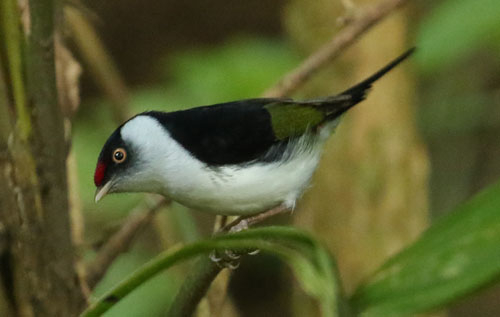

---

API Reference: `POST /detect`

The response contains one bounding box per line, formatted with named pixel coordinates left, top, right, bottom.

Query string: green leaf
left=81, top=227, right=346, bottom=317
left=92, top=252, right=178, bottom=317
left=351, top=180, right=500, bottom=316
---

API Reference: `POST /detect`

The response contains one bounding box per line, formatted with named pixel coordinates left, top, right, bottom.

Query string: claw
left=227, top=260, right=240, bottom=270
left=209, top=250, right=242, bottom=269
left=247, top=249, right=260, bottom=256
left=225, top=249, right=241, bottom=260
left=214, top=260, right=226, bottom=269
left=209, top=250, right=222, bottom=263
left=213, top=257, right=241, bottom=270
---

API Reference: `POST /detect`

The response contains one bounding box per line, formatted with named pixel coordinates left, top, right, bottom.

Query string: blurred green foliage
left=416, top=0, right=500, bottom=139
left=415, top=0, right=500, bottom=220
left=416, top=0, right=500, bottom=74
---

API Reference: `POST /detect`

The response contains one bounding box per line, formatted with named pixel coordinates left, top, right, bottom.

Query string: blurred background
left=37, top=0, right=500, bottom=316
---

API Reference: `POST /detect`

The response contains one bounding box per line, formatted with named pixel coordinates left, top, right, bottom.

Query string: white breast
left=121, top=115, right=326, bottom=215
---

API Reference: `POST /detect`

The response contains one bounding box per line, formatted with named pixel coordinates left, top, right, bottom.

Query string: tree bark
left=0, top=0, right=85, bottom=315
left=285, top=0, right=429, bottom=314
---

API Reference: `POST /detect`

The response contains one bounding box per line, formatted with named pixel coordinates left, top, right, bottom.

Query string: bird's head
left=94, top=115, right=169, bottom=202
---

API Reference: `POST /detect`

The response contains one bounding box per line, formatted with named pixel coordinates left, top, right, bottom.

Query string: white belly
left=171, top=152, right=320, bottom=215
left=159, top=140, right=323, bottom=215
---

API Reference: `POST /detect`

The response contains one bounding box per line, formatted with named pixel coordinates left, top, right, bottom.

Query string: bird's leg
left=210, top=204, right=290, bottom=269
left=221, top=204, right=290, bottom=233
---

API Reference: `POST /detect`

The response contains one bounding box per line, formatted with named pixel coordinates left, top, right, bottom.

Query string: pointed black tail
left=320, top=47, right=415, bottom=120
left=339, top=47, right=416, bottom=104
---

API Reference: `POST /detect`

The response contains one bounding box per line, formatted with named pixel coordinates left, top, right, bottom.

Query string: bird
left=94, top=48, right=415, bottom=217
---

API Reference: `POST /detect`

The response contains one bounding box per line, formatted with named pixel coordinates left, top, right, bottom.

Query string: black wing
left=145, top=48, right=416, bottom=166
left=145, top=98, right=286, bottom=165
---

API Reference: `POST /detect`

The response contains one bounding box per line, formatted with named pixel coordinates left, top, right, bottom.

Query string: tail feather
left=322, top=47, right=416, bottom=119
left=340, top=47, right=415, bottom=102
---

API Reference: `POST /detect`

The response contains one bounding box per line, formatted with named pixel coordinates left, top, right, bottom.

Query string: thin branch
left=68, top=152, right=92, bottom=301
left=220, top=205, right=289, bottom=233
left=262, top=0, right=411, bottom=98
left=71, top=2, right=164, bottom=287
left=65, top=6, right=131, bottom=123
left=86, top=198, right=169, bottom=289
left=73, top=2, right=177, bottom=287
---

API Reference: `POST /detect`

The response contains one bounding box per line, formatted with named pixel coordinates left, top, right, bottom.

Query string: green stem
left=166, top=256, right=221, bottom=317
left=81, top=240, right=269, bottom=317
left=0, top=56, right=13, bottom=145
left=81, top=227, right=344, bottom=317
left=65, top=6, right=131, bottom=123
left=1, top=0, right=30, bottom=139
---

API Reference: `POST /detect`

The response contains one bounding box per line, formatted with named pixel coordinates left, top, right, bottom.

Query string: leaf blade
left=81, top=226, right=346, bottom=317
left=351, top=180, right=500, bottom=316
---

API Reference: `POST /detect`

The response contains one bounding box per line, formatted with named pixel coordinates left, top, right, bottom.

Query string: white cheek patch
left=121, top=116, right=167, bottom=155
left=119, top=115, right=205, bottom=193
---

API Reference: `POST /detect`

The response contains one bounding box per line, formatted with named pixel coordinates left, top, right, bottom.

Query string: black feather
left=327, top=47, right=416, bottom=118
left=140, top=48, right=415, bottom=166
left=146, top=99, right=283, bottom=165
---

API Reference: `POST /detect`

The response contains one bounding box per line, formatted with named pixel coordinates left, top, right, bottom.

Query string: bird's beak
left=95, top=181, right=112, bottom=203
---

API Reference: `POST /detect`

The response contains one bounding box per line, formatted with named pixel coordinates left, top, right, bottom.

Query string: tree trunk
left=0, top=0, right=85, bottom=315
left=284, top=0, right=429, bottom=314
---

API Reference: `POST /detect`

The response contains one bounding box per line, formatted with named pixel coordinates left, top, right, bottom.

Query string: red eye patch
left=94, top=162, right=107, bottom=187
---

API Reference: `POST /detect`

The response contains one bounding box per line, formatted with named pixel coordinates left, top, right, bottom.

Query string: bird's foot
left=229, top=218, right=249, bottom=233
left=209, top=250, right=241, bottom=270
left=209, top=247, right=260, bottom=269
left=209, top=205, right=290, bottom=268
left=209, top=217, right=262, bottom=269
left=247, top=249, right=260, bottom=255
left=228, top=217, right=261, bottom=257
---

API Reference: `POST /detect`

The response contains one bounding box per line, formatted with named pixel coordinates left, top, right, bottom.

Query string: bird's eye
left=112, top=148, right=127, bottom=164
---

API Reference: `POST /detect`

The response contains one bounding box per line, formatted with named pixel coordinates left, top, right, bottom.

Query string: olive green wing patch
left=264, top=102, right=326, bottom=140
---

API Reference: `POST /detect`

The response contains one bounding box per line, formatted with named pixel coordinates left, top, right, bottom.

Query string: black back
left=146, top=99, right=284, bottom=165
left=142, top=48, right=416, bottom=166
